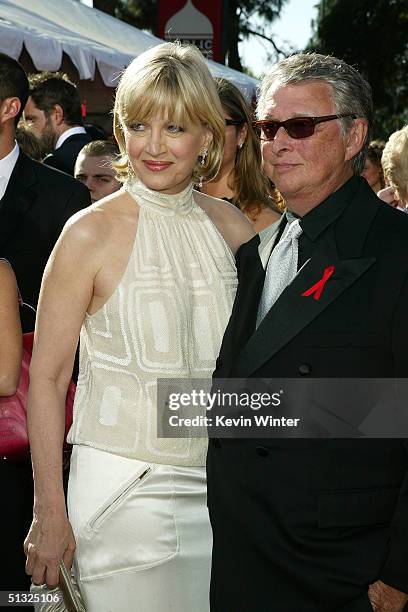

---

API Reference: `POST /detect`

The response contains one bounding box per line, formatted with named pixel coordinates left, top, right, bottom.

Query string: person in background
left=24, top=72, right=91, bottom=175
left=378, top=125, right=408, bottom=212
left=200, top=78, right=281, bottom=232
left=24, top=43, right=253, bottom=612
left=361, top=139, right=385, bottom=193
left=74, top=140, right=121, bottom=203
left=0, top=259, right=21, bottom=397
left=15, top=120, right=42, bottom=161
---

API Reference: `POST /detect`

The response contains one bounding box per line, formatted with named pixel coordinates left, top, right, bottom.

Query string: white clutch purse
left=30, top=562, right=86, bottom=612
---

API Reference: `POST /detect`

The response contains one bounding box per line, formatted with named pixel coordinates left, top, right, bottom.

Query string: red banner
left=157, top=0, right=223, bottom=63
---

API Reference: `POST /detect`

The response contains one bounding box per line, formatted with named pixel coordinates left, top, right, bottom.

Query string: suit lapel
left=0, top=152, right=36, bottom=250
left=234, top=182, right=380, bottom=377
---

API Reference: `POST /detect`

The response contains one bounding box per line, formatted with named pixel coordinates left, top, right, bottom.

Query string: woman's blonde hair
left=113, top=43, right=225, bottom=184
left=214, top=78, right=281, bottom=215
left=382, top=126, right=408, bottom=204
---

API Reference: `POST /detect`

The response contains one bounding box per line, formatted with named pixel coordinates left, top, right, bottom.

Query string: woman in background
left=361, top=139, right=385, bottom=193
left=378, top=125, right=408, bottom=211
left=200, top=78, right=281, bottom=232
left=24, top=43, right=253, bottom=612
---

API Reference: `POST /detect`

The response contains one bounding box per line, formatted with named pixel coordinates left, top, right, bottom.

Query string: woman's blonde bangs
left=113, top=43, right=225, bottom=184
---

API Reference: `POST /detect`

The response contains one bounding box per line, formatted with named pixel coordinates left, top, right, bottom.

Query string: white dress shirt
left=55, top=126, right=86, bottom=150
left=0, top=142, right=19, bottom=200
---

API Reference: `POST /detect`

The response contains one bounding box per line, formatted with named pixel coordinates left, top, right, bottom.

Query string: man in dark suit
left=207, top=53, right=408, bottom=612
left=0, top=53, right=90, bottom=602
left=24, top=72, right=91, bottom=175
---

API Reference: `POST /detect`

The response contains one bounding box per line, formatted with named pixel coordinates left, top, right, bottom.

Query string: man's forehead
left=76, top=154, right=116, bottom=175
left=24, top=96, right=42, bottom=115
left=259, top=80, right=334, bottom=117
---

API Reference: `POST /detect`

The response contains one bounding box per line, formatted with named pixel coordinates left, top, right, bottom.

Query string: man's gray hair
left=257, top=53, right=373, bottom=175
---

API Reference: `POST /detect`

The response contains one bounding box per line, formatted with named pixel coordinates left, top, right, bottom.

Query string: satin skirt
left=68, top=446, right=212, bottom=612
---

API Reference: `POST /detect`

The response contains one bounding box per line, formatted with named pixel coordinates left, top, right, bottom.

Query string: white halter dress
left=67, top=178, right=237, bottom=612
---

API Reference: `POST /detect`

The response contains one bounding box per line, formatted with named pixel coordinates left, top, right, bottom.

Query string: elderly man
left=207, top=53, right=408, bottom=612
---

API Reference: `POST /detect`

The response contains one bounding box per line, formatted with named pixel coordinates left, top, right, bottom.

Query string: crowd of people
left=0, top=40, right=408, bottom=612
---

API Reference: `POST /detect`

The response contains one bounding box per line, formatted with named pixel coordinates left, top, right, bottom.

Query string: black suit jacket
left=207, top=177, right=408, bottom=612
left=43, top=132, right=92, bottom=175
left=0, top=151, right=91, bottom=331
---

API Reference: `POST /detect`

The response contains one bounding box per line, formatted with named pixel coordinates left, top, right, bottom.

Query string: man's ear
left=51, top=103, right=65, bottom=126
left=344, top=118, right=368, bottom=162
left=0, top=97, right=21, bottom=124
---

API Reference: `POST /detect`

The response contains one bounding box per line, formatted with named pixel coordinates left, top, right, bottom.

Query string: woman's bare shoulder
left=193, top=190, right=255, bottom=254
left=63, top=188, right=132, bottom=248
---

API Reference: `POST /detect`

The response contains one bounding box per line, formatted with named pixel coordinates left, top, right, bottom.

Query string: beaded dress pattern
left=68, top=179, right=237, bottom=466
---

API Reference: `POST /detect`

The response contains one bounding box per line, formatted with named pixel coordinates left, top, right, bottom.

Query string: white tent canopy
left=0, top=0, right=258, bottom=99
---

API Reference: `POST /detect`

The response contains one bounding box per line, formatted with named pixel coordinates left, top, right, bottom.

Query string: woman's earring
left=197, top=148, right=208, bottom=188
left=199, top=148, right=208, bottom=166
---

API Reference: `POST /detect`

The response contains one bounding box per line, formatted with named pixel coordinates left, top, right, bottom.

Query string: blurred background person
left=24, top=72, right=91, bottom=175
left=0, top=259, right=21, bottom=397
left=74, top=140, right=120, bottom=203
left=15, top=120, right=42, bottom=161
left=378, top=125, right=408, bottom=211
left=361, top=139, right=385, bottom=193
left=200, top=78, right=281, bottom=232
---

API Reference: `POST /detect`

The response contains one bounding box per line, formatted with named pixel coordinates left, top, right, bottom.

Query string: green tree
left=224, top=0, right=288, bottom=72
left=94, top=0, right=289, bottom=73
left=308, top=0, right=408, bottom=138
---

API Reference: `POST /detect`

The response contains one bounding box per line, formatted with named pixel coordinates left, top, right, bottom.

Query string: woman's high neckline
left=125, top=177, right=195, bottom=216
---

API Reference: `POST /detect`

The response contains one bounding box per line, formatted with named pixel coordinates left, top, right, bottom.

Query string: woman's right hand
left=24, top=509, right=76, bottom=588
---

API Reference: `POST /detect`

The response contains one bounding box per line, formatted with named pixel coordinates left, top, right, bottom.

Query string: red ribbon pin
left=302, top=265, right=335, bottom=301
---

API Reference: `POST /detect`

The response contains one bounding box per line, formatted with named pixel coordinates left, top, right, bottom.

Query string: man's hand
left=368, top=580, right=408, bottom=612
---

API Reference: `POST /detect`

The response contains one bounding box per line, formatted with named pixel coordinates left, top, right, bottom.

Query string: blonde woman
left=200, top=78, right=282, bottom=232
left=379, top=125, right=408, bottom=211
left=24, top=44, right=254, bottom=612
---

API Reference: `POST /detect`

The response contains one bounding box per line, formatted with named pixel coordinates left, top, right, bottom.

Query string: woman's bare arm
left=24, top=209, right=104, bottom=588
left=0, top=260, right=22, bottom=396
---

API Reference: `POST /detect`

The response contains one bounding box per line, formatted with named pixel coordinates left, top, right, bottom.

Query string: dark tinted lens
left=253, top=122, right=279, bottom=140
left=285, top=118, right=315, bottom=138
left=262, top=122, right=279, bottom=140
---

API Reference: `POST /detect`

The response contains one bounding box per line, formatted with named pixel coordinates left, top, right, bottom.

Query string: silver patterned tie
left=256, top=218, right=303, bottom=327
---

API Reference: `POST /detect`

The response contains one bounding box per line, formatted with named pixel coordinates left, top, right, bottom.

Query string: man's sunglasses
left=252, top=114, right=356, bottom=141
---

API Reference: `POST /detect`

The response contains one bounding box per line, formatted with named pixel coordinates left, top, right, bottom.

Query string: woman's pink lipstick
left=143, top=161, right=172, bottom=172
